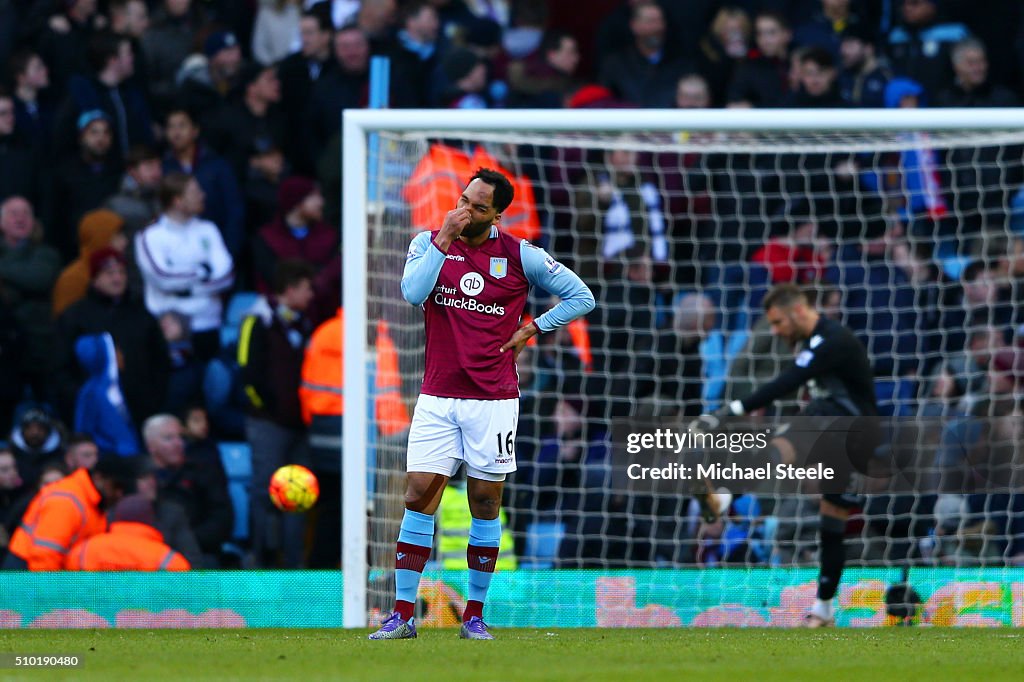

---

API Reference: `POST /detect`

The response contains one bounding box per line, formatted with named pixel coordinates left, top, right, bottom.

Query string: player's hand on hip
left=499, top=323, right=539, bottom=359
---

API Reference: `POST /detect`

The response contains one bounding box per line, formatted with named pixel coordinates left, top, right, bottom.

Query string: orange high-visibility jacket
left=64, top=521, right=190, bottom=571
left=299, top=308, right=344, bottom=424
left=8, top=468, right=107, bottom=571
left=298, top=309, right=411, bottom=436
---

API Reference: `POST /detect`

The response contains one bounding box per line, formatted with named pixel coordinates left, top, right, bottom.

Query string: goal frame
left=340, top=107, right=1024, bottom=628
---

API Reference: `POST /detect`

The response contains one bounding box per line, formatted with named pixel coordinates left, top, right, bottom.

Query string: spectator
left=63, top=433, right=99, bottom=472
left=36, top=0, right=107, bottom=92
left=299, top=306, right=344, bottom=568
left=8, top=408, right=64, bottom=491
left=599, top=0, right=689, bottom=108
left=0, top=301, right=24, bottom=435
left=0, top=446, right=24, bottom=541
left=162, top=108, right=245, bottom=260
left=108, top=0, right=151, bottom=91
left=135, top=458, right=203, bottom=566
left=785, top=46, right=846, bottom=107
left=935, top=38, right=1020, bottom=108
left=439, top=48, right=489, bottom=108
left=143, top=414, right=232, bottom=566
left=507, top=29, right=581, bottom=108
left=793, top=0, right=864, bottom=59
left=158, top=311, right=203, bottom=413
left=72, top=332, right=143, bottom=457
left=243, top=139, right=287, bottom=236
left=239, top=259, right=316, bottom=567
left=104, top=145, right=163, bottom=243
left=857, top=78, right=949, bottom=237
left=587, top=249, right=669, bottom=419
left=385, top=1, right=442, bottom=107
left=695, top=6, right=751, bottom=107
left=203, top=64, right=285, bottom=190
left=838, top=23, right=891, bottom=108
left=727, top=11, right=793, bottom=107
left=827, top=217, right=919, bottom=376
left=136, top=173, right=234, bottom=363
left=2, top=457, right=134, bottom=570
left=65, top=493, right=190, bottom=570
left=51, top=111, right=123, bottom=262
left=675, top=73, right=712, bottom=109
left=573, top=145, right=669, bottom=282
left=252, top=0, right=303, bottom=66
left=8, top=51, right=55, bottom=156
left=251, top=177, right=337, bottom=296
left=355, top=0, right=399, bottom=48
left=886, top=0, right=968, bottom=99
left=53, top=31, right=154, bottom=162
left=304, top=24, right=370, bottom=167
left=56, top=247, right=169, bottom=426
left=634, top=293, right=712, bottom=417
left=0, top=89, right=46, bottom=213
left=177, top=31, right=244, bottom=116
left=104, top=145, right=163, bottom=295
left=277, top=10, right=334, bottom=173
left=0, top=197, right=61, bottom=404
left=140, top=0, right=203, bottom=115
left=52, top=209, right=127, bottom=317
left=752, top=220, right=831, bottom=284
left=180, top=403, right=218, bottom=463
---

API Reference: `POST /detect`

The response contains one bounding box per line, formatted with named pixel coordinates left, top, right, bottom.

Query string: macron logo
left=478, top=557, right=492, bottom=565
left=446, top=254, right=465, bottom=261
left=397, top=552, right=407, bottom=560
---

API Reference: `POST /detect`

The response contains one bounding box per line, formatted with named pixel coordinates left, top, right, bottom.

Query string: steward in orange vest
left=298, top=309, right=411, bottom=435
left=3, top=459, right=135, bottom=570
left=65, top=494, right=190, bottom=571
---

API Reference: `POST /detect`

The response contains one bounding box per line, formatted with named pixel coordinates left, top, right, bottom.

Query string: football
left=268, top=464, right=320, bottom=513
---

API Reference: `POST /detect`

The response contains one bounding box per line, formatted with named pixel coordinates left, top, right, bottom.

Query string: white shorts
left=406, top=394, right=519, bottom=482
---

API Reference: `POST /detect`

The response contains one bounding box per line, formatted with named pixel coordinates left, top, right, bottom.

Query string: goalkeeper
left=718, top=283, right=878, bottom=627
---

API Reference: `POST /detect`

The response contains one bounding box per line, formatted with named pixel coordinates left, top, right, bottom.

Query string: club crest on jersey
left=489, top=257, right=508, bottom=279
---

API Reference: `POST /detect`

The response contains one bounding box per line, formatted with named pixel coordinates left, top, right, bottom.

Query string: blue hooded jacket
left=74, top=333, right=142, bottom=457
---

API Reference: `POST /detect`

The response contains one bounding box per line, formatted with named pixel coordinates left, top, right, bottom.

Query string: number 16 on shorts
left=406, top=395, right=519, bottom=479
left=496, top=430, right=515, bottom=464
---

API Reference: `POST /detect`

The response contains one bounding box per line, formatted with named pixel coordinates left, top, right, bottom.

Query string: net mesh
left=360, top=126, right=1024, bottom=622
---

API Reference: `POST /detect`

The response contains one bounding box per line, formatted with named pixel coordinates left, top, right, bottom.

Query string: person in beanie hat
left=52, top=210, right=127, bottom=317
left=251, top=177, right=338, bottom=304
left=55, top=239, right=170, bottom=430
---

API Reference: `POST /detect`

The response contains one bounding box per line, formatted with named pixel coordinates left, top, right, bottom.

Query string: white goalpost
left=342, top=108, right=1024, bottom=628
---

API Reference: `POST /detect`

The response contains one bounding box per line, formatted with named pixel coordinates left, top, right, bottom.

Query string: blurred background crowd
left=0, top=0, right=1023, bottom=571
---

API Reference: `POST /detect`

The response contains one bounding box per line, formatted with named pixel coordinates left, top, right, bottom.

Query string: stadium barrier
left=1, top=568, right=1021, bottom=628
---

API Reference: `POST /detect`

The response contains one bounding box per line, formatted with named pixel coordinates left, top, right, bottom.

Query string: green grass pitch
left=1, top=628, right=1022, bottom=681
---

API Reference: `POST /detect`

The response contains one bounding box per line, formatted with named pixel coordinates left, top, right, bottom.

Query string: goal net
left=342, top=109, right=1024, bottom=628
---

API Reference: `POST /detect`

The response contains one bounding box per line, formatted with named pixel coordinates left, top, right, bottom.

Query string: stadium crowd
left=0, top=0, right=1023, bottom=570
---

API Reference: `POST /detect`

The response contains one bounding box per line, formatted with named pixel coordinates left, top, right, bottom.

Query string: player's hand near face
left=434, top=207, right=472, bottom=251
left=499, top=323, right=539, bottom=358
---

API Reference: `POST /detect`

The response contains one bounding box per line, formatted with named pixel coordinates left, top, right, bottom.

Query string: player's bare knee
left=404, top=473, right=445, bottom=513
left=467, top=493, right=501, bottom=520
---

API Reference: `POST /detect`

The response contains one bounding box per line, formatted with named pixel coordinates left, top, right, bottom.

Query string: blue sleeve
left=520, top=241, right=596, bottom=332
left=401, top=231, right=446, bottom=306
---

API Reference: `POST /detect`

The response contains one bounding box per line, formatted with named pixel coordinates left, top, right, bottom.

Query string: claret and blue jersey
left=401, top=225, right=595, bottom=400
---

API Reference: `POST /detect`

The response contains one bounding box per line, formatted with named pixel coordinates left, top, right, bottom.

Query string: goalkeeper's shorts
left=786, top=399, right=880, bottom=510
left=405, top=394, right=519, bottom=482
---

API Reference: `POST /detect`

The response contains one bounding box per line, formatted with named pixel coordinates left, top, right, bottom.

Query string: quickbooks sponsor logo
left=433, top=293, right=505, bottom=316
